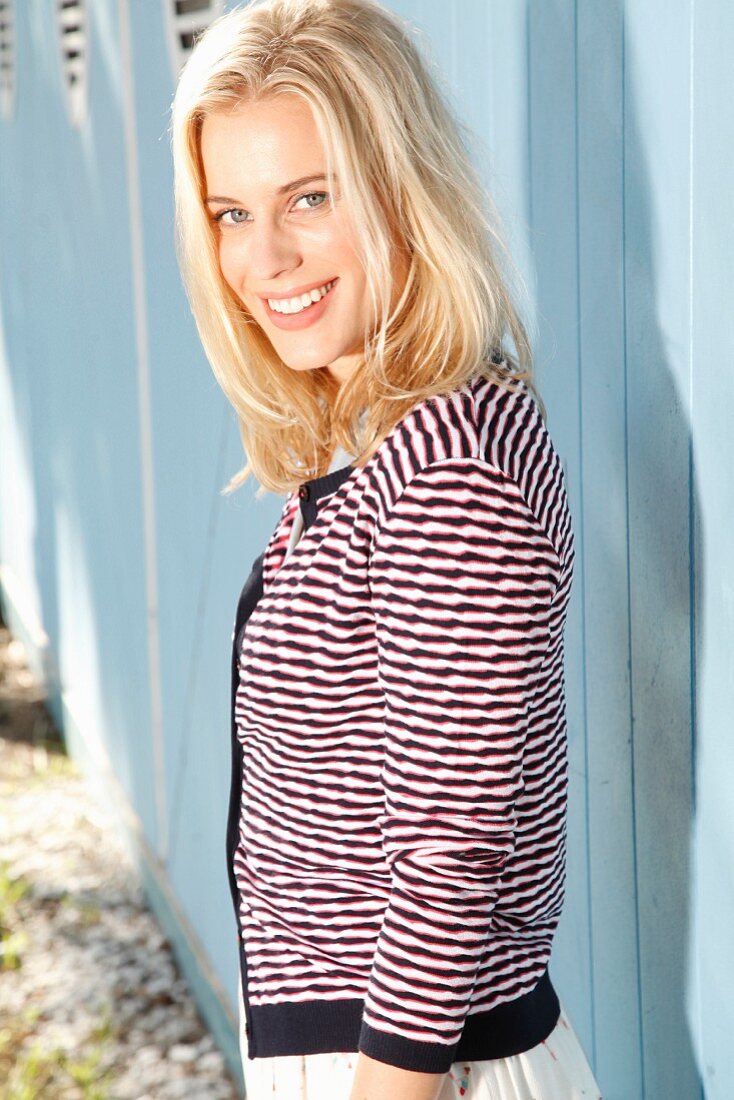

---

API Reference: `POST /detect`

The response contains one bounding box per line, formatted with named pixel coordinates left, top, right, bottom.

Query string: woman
left=171, top=1, right=602, bottom=1098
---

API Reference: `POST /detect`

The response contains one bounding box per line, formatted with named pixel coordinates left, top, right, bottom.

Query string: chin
left=279, top=346, right=343, bottom=371
left=278, top=356, right=331, bottom=374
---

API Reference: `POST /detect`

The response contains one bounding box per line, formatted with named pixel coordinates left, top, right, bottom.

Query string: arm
left=354, top=458, right=561, bottom=1078
left=348, top=1052, right=446, bottom=1100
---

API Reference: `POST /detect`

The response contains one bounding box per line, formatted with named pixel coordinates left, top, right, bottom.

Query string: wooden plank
left=622, top=1, right=700, bottom=1096
left=689, top=2, right=734, bottom=1096
left=526, top=0, right=596, bottom=1068
left=575, top=3, right=643, bottom=1096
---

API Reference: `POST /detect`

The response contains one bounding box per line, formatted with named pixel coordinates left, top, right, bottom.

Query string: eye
left=210, top=191, right=330, bottom=228
left=293, top=191, right=329, bottom=210
left=213, top=207, right=249, bottom=227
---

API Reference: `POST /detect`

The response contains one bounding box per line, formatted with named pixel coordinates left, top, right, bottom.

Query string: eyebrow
left=205, top=173, right=333, bottom=205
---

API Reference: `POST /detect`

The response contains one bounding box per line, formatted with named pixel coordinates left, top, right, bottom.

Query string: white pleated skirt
left=237, top=974, right=603, bottom=1099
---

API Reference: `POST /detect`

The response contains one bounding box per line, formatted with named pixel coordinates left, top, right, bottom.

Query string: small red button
left=298, top=485, right=310, bottom=500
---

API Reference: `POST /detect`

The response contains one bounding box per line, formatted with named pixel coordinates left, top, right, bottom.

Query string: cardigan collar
left=297, top=414, right=365, bottom=523
left=297, top=460, right=354, bottom=530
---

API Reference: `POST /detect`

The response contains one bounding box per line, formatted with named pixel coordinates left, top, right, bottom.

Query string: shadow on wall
left=567, top=4, right=699, bottom=1095
left=615, top=11, right=702, bottom=1098
left=531, top=1, right=703, bottom=1097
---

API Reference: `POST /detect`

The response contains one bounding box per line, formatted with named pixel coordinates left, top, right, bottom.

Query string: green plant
left=0, top=862, right=30, bottom=972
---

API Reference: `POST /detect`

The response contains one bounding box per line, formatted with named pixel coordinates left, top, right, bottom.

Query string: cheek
left=217, top=237, right=244, bottom=296
left=315, top=212, right=360, bottom=266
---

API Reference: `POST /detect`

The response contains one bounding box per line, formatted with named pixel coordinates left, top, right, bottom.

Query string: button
left=298, top=484, right=310, bottom=500
left=245, top=1023, right=250, bottom=1036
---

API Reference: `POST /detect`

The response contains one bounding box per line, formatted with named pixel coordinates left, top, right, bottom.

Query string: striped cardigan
left=227, top=370, right=576, bottom=1074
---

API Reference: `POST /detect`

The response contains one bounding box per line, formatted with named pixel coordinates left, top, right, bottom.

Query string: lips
left=257, top=277, right=338, bottom=303
left=261, top=277, right=339, bottom=331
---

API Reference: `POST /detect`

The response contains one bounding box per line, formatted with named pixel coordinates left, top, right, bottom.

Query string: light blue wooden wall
left=1, top=2, right=731, bottom=1098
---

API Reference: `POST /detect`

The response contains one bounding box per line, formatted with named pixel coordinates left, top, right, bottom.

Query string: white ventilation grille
left=57, top=0, right=88, bottom=127
left=0, top=0, right=14, bottom=121
left=165, top=0, right=225, bottom=78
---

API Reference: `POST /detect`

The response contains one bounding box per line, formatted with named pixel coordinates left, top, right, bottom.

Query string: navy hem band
left=244, top=968, right=559, bottom=1072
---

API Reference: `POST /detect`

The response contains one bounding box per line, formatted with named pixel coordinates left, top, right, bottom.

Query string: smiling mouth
left=260, top=278, right=340, bottom=331
left=266, top=279, right=338, bottom=315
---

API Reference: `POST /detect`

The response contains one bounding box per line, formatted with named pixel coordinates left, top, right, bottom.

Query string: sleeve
left=358, top=457, right=562, bottom=1072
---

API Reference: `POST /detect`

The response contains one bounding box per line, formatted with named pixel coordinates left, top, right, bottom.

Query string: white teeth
left=268, top=280, right=335, bottom=314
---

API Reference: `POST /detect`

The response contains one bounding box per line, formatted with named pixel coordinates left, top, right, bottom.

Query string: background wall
left=1, top=2, right=731, bottom=1097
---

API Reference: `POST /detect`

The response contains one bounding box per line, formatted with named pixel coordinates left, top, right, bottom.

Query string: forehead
left=200, top=95, right=327, bottom=192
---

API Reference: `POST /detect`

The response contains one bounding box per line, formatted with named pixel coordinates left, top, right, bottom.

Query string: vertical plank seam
left=621, top=3, right=646, bottom=1092
left=167, top=402, right=232, bottom=869
left=572, top=0, right=598, bottom=1074
left=117, top=0, right=169, bottom=863
left=687, top=1, right=705, bottom=1095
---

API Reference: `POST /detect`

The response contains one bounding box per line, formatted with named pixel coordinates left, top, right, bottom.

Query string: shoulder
left=362, top=370, right=573, bottom=563
left=366, top=371, right=552, bottom=505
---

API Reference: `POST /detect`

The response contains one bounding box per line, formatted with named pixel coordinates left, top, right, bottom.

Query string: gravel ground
left=0, top=622, right=241, bottom=1100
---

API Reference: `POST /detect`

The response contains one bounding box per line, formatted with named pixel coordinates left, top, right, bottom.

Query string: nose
left=245, top=215, right=301, bottom=284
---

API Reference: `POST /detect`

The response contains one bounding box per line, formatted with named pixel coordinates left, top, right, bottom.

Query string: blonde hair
left=170, top=0, right=542, bottom=497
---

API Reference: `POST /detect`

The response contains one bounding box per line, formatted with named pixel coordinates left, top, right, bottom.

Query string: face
left=200, top=94, right=371, bottom=385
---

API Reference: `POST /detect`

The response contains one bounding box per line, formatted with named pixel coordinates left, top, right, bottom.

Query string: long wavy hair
left=170, top=0, right=542, bottom=497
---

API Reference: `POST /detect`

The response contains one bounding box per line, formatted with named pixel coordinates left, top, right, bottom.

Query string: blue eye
left=214, top=207, right=249, bottom=226
left=211, top=191, right=330, bottom=228
left=293, top=191, right=329, bottom=210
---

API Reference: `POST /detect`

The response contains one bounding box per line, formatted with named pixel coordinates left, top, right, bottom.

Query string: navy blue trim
left=227, top=470, right=354, bottom=1055
left=227, top=549, right=265, bottom=913
left=298, top=461, right=354, bottom=529
left=227, top=551, right=265, bottom=1054
left=246, top=967, right=560, bottom=1072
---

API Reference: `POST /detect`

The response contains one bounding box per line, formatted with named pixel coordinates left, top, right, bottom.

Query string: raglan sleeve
left=358, top=457, right=563, bottom=1073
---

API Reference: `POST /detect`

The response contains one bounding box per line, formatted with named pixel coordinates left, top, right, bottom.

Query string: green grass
left=0, top=1005, right=118, bottom=1100
left=60, top=893, right=103, bottom=928
left=0, top=859, right=119, bottom=1098
left=0, top=862, right=30, bottom=971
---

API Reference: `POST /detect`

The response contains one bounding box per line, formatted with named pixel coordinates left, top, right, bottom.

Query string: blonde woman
left=171, top=1, right=602, bottom=1097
